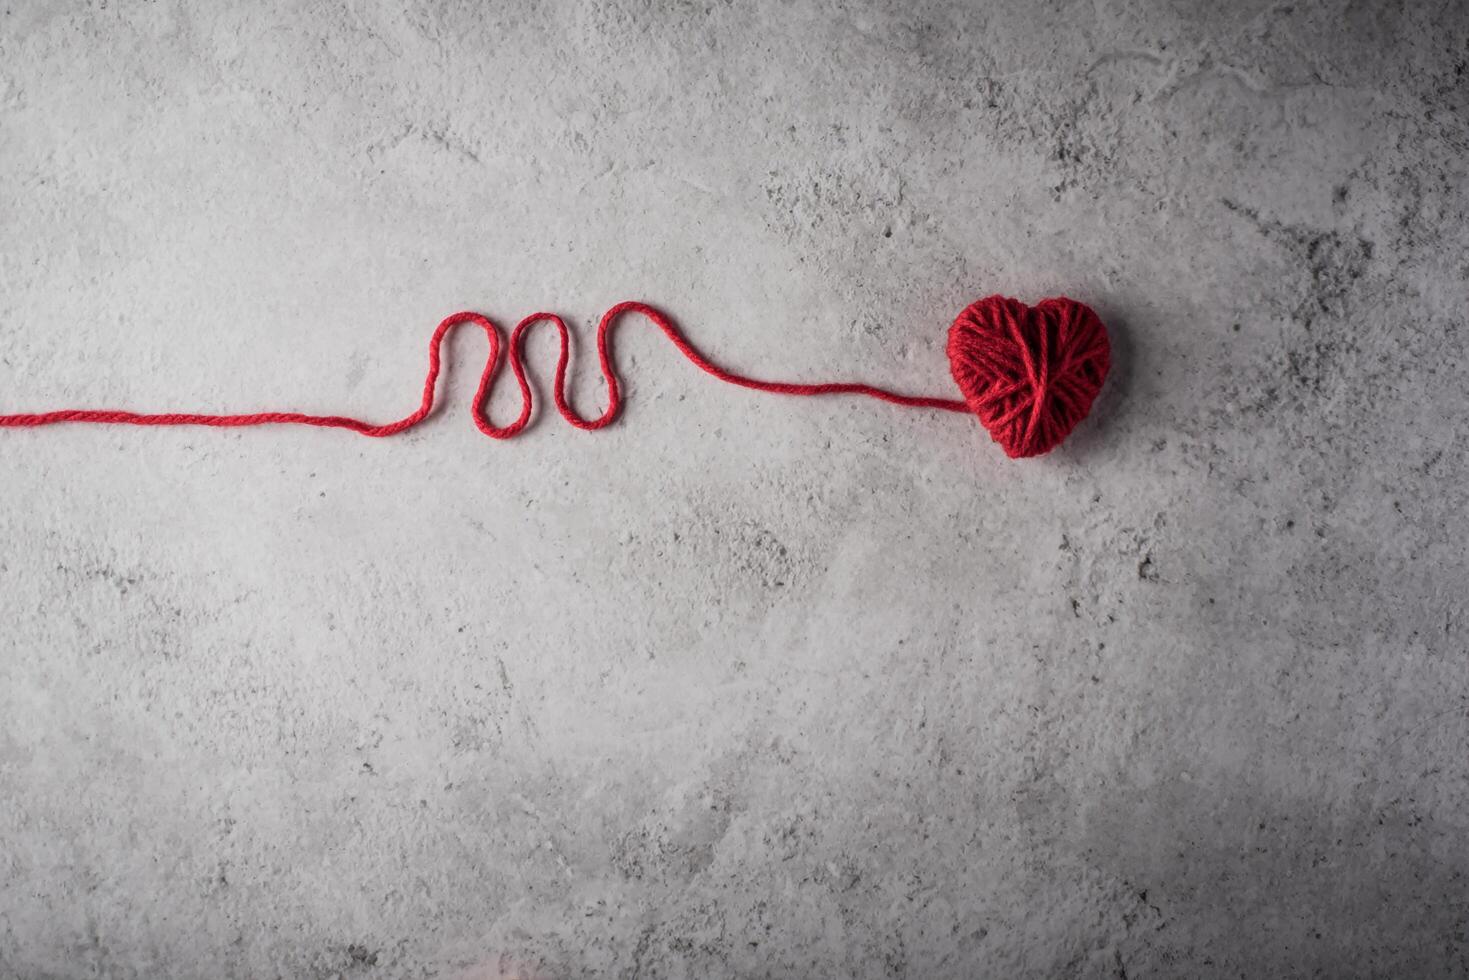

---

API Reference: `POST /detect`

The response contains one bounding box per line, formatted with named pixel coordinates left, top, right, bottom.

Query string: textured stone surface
left=2, top=1, right=1467, bottom=977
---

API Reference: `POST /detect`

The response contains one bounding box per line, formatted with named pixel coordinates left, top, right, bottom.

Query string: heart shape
left=946, top=295, right=1111, bottom=458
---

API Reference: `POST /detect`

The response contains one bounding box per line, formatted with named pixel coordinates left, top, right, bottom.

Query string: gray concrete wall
left=2, top=1, right=1466, bottom=977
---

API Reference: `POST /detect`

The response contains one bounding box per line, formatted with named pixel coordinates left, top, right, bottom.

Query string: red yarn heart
left=4, top=297, right=1111, bottom=461
left=947, top=295, right=1111, bottom=458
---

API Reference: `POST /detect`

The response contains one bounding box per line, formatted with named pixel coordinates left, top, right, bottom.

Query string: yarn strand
left=0, top=301, right=969, bottom=438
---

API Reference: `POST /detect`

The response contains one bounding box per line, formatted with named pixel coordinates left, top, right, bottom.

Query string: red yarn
left=0, top=297, right=1108, bottom=457
left=947, top=295, right=1111, bottom=458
